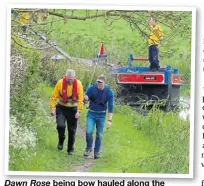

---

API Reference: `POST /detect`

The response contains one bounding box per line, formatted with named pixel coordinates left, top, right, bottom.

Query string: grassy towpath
left=32, top=84, right=163, bottom=173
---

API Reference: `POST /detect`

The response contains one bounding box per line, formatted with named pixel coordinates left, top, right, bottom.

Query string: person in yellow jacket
left=50, top=69, right=84, bottom=155
left=148, top=17, right=163, bottom=72
left=16, top=9, right=31, bottom=33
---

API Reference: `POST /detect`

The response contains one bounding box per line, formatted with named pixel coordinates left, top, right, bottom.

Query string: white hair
left=66, top=69, right=76, bottom=77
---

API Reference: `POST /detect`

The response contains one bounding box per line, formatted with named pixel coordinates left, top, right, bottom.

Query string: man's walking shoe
left=67, top=150, right=74, bottom=155
left=84, top=148, right=92, bottom=157
left=57, top=136, right=65, bottom=150
left=94, top=153, right=100, bottom=159
left=57, top=142, right=63, bottom=150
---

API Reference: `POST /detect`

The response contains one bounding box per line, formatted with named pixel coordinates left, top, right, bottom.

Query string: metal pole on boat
left=167, top=65, right=172, bottom=108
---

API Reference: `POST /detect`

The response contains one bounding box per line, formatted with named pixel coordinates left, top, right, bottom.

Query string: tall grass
left=41, top=59, right=118, bottom=91
left=79, top=104, right=190, bottom=174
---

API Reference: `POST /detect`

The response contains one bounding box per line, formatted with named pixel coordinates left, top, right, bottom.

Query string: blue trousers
left=148, top=44, right=160, bottom=69
left=86, top=111, right=106, bottom=154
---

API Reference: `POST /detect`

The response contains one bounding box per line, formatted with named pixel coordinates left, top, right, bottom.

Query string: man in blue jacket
left=83, top=74, right=114, bottom=159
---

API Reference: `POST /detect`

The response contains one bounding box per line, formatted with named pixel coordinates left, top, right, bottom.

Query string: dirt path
left=73, top=123, right=95, bottom=172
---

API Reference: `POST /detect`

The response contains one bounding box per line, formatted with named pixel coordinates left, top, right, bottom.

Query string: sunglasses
left=96, top=81, right=103, bottom=84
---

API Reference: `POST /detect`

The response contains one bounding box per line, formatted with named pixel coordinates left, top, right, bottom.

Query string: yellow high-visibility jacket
left=18, top=11, right=30, bottom=24
left=148, top=24, right=163, bottom=45
left=50, top=79, right=84, bottom=112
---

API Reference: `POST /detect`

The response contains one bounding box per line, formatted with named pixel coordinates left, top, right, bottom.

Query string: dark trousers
left=21, top=25, right=27, bottom=33
left=148, top=44, right=160, bottom=69
left=56, top=104, right=78, bottom=152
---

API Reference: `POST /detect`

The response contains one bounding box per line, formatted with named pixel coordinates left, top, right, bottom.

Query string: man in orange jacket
left=50, top=69, right=84, bottom=155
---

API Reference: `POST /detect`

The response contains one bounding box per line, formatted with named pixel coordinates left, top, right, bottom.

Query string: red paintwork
left=117, top=73, right=164, bottom=84
left=133, top=57, right=148, bottom=61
